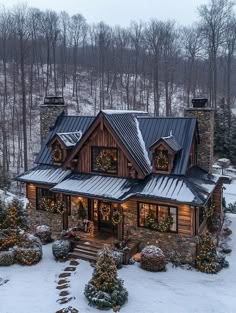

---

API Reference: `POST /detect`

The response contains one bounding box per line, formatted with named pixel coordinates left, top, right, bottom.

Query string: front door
left=98, top=201, right=117, bottom=235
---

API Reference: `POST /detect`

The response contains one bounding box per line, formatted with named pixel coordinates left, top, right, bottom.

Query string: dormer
left=150, top=134, right=182, bottom=174
left=47, top=131, right=83, bottom=165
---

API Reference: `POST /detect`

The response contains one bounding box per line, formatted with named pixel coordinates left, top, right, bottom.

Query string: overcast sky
left=2, top=0, right=208, bottom=26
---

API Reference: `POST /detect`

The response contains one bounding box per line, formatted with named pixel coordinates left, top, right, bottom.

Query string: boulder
left=141, top=245, right=166, bottom=272
left=35, top=225, right=52, bottom=244
left=52, top=240, right=71, bottom=260
left=0, top=250, right=15, bottom=266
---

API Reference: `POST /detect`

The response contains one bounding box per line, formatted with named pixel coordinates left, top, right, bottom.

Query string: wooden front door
left=98, top=201, right=117, bottom=235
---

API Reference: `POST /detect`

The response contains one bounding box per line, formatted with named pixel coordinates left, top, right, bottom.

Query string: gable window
left=138, top=202, right=178, bottom=232
left=154, top=149, right=169, bottom=171
left=91, top=146, right=118, bottom=174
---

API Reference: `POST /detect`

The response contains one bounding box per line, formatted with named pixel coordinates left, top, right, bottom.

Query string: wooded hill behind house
left=1, top=0, right=236, bottom=186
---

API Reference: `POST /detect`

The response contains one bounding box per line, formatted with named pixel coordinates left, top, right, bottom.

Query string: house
left=16, top=96, right=223, bottom=263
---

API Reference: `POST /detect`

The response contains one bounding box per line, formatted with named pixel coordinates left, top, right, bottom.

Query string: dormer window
left=154, top=149, right=169, bottom=171
left=52, top=144, right=63, bottom=163
left=150, top=133, right=182, bottom=175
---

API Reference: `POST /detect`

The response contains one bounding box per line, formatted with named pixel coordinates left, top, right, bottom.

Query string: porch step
left=69, top=240, right=104, bottom=263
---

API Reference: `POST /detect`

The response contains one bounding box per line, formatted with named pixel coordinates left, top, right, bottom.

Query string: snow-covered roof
left=56, top=131, right=83, bottom=147
left=150, top=134, right=182, bottom=152
left=51, top=174, right=135, bottom=202
left=16, top=165, right=71, bottom=185
left=102, top=110, right=147, bottom=115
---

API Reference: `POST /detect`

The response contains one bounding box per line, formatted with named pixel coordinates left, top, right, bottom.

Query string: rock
left=64, top=266, right=76, bottom=272
left=56, top=306, right=79, bottom=313
left=141, top=245, right=166, bottom=272
left=35, top=225, right=52, bottom=244
left=56, top=284, right=69, bottom=290
left=58, top=279, right=69, bottom=285
left=59, top=290, right=70, bottom=297
left=52, top=240, right=71, bottom=260
left=57, top=296, right=74, bottom=304
left=59, top=272, right=71, bottom=278
left=69, top=260, right=79, bottom=266
left=221, top=247, right=232, bottom=254
left=0, top=250, right=15, bottom=266
left=223, top=228, right=232, bottom=237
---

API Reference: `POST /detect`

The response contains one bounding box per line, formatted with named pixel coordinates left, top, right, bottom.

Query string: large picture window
left=91, top=146, right=118, bottom=174
left=36, top=188, right=71, bottom=215
left=138, top=202, right=178, bottom=232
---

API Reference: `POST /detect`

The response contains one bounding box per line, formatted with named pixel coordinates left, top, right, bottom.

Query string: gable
left=64, top=113, right=146, bottom=178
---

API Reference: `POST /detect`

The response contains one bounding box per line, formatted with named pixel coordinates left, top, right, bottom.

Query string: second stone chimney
left=40, top=96, right=67, bottom=145
left=184, top=98, right=214, bottom=173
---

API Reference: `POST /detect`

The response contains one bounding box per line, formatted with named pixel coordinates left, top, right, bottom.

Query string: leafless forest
left=0, top=0, right=236, bottom=185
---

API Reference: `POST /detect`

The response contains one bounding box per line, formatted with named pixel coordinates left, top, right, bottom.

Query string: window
left=91, top=146, right=118, bottom=174
left=154, top=149, right=169, bottom=172
left=138, top=202, right=178, bottom=232
left=36, top=188, right=71, bottom=215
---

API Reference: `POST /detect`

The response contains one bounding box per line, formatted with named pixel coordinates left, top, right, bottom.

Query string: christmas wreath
left=112, top=210, right=123, bottom=225
left=52, top=147, right=63, bottom=163
left=96, top=150, right=113, bottom=171
left=146, top=211, right=173, bottom=232
left=155, top=150, right=169, bottom=171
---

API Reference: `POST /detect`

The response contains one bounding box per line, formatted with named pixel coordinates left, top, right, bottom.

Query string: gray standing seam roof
left=56, top=131, right=83, bottom=147
left=35, top=112, right=197, bottom=176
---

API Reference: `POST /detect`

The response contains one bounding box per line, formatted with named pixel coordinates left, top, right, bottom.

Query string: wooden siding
left=26, top=183, right=37, bottom=208
left=75, top=124, right=134, bottom=178
left=123, top=198, right=194, bottom=236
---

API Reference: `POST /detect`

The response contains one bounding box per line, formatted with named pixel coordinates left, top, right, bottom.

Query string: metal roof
left=35, top=112, right=197, bottom=176
left=103, top=112, right=151, bottom=176
left=15, top=165, right=71, bottom=185
left=49, top=167, right=217, bottom=205
left=56, top=131, right=83, bottom=147
left=51, top=174, right=136, bottom=202
left=36, top=116, right=94, bottom=164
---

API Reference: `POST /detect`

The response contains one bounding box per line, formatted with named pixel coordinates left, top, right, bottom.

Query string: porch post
left=118, top=203, right=123, bottom=241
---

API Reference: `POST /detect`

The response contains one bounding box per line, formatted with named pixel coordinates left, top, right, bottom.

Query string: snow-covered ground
left=0, top=213, right=235, bottom=313
left=1, top=183, right=236, bottom=313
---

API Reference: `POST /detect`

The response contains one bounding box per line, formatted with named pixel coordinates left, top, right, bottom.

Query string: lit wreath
left=146, top=211, right=173, bottom=232
left=155, top=150, right=169, bottom=170
left=52, top=147, right=63, bottom=163
left=96, top=150, right=113, bottom=171
left=111, top=210, right=122, bottom=225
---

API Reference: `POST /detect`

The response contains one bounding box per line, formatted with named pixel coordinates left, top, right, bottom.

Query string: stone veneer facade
left=40, top=101, right=67, bottom=145
left=184, top=107, right=214, bottom=173
left=123, top=205, right=198, bottom=265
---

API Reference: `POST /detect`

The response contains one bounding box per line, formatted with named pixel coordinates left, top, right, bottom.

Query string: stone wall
left=184, top=107, right=214, bottom=173
left=40, top=104, right=67, bottom=144
left=123, top=204, right=198, bottom=265
left=28, top=208, right=63, bottom=239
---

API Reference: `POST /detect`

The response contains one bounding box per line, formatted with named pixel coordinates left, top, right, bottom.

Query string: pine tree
left=84, top=245, right=128, bottom=309
left=196, top=232, right=220, bottom=274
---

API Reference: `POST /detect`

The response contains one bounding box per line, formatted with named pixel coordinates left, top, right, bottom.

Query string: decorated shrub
left=141, top=245, right=166, bottom=272
left=196, top=232, right=229, bottom=274
left=52, top=239, right=71, bottom=260
left=35, top=225, right=52, bottom=244
left=84, top=245, right=128, bottom=310
left=14, top=234, right=43, bottom=266
left=0, top=250, right=15, bottom=266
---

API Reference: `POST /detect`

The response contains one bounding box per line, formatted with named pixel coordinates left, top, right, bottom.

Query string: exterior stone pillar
left=40, top=96, right=67, bottom=145
left=184, top=99, right=214, bottom=173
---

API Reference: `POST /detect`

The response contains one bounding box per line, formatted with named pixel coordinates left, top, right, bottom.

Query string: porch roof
left=51, top=174, right=136, bottom=202
left=15, top=165, right=72, bottom=185
left=50, top=167, right=217, bottom=205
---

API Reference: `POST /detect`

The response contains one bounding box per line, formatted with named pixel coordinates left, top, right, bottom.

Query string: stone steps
left=69, top=240, right=104, bottom=263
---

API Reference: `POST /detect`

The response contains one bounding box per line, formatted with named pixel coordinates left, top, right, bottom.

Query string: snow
left=1, top=182, right=236, bottom=313
left=224, top=179, right=236, bottom=205
left=102, top=110, right=147, bottom=115
left=135, top=118, right=151, bottom=167
left=1, top=216, right=236, bottom=313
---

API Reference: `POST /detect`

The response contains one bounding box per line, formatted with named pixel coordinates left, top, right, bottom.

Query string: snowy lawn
left=224, top=179, right=236, bottom=206
left=0, top=214, right=235, bottom=313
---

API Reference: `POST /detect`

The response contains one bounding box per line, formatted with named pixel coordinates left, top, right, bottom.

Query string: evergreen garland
left=146, top=211, right=173, bottom=232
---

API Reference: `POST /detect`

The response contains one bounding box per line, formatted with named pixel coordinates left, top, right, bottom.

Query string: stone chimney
left=40, top=96, right=67, bottom=145
left=184, top=98, right=214, bottom=173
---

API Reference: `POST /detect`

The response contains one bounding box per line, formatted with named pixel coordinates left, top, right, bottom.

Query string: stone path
left=55, top=260, right=80, bottom=313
